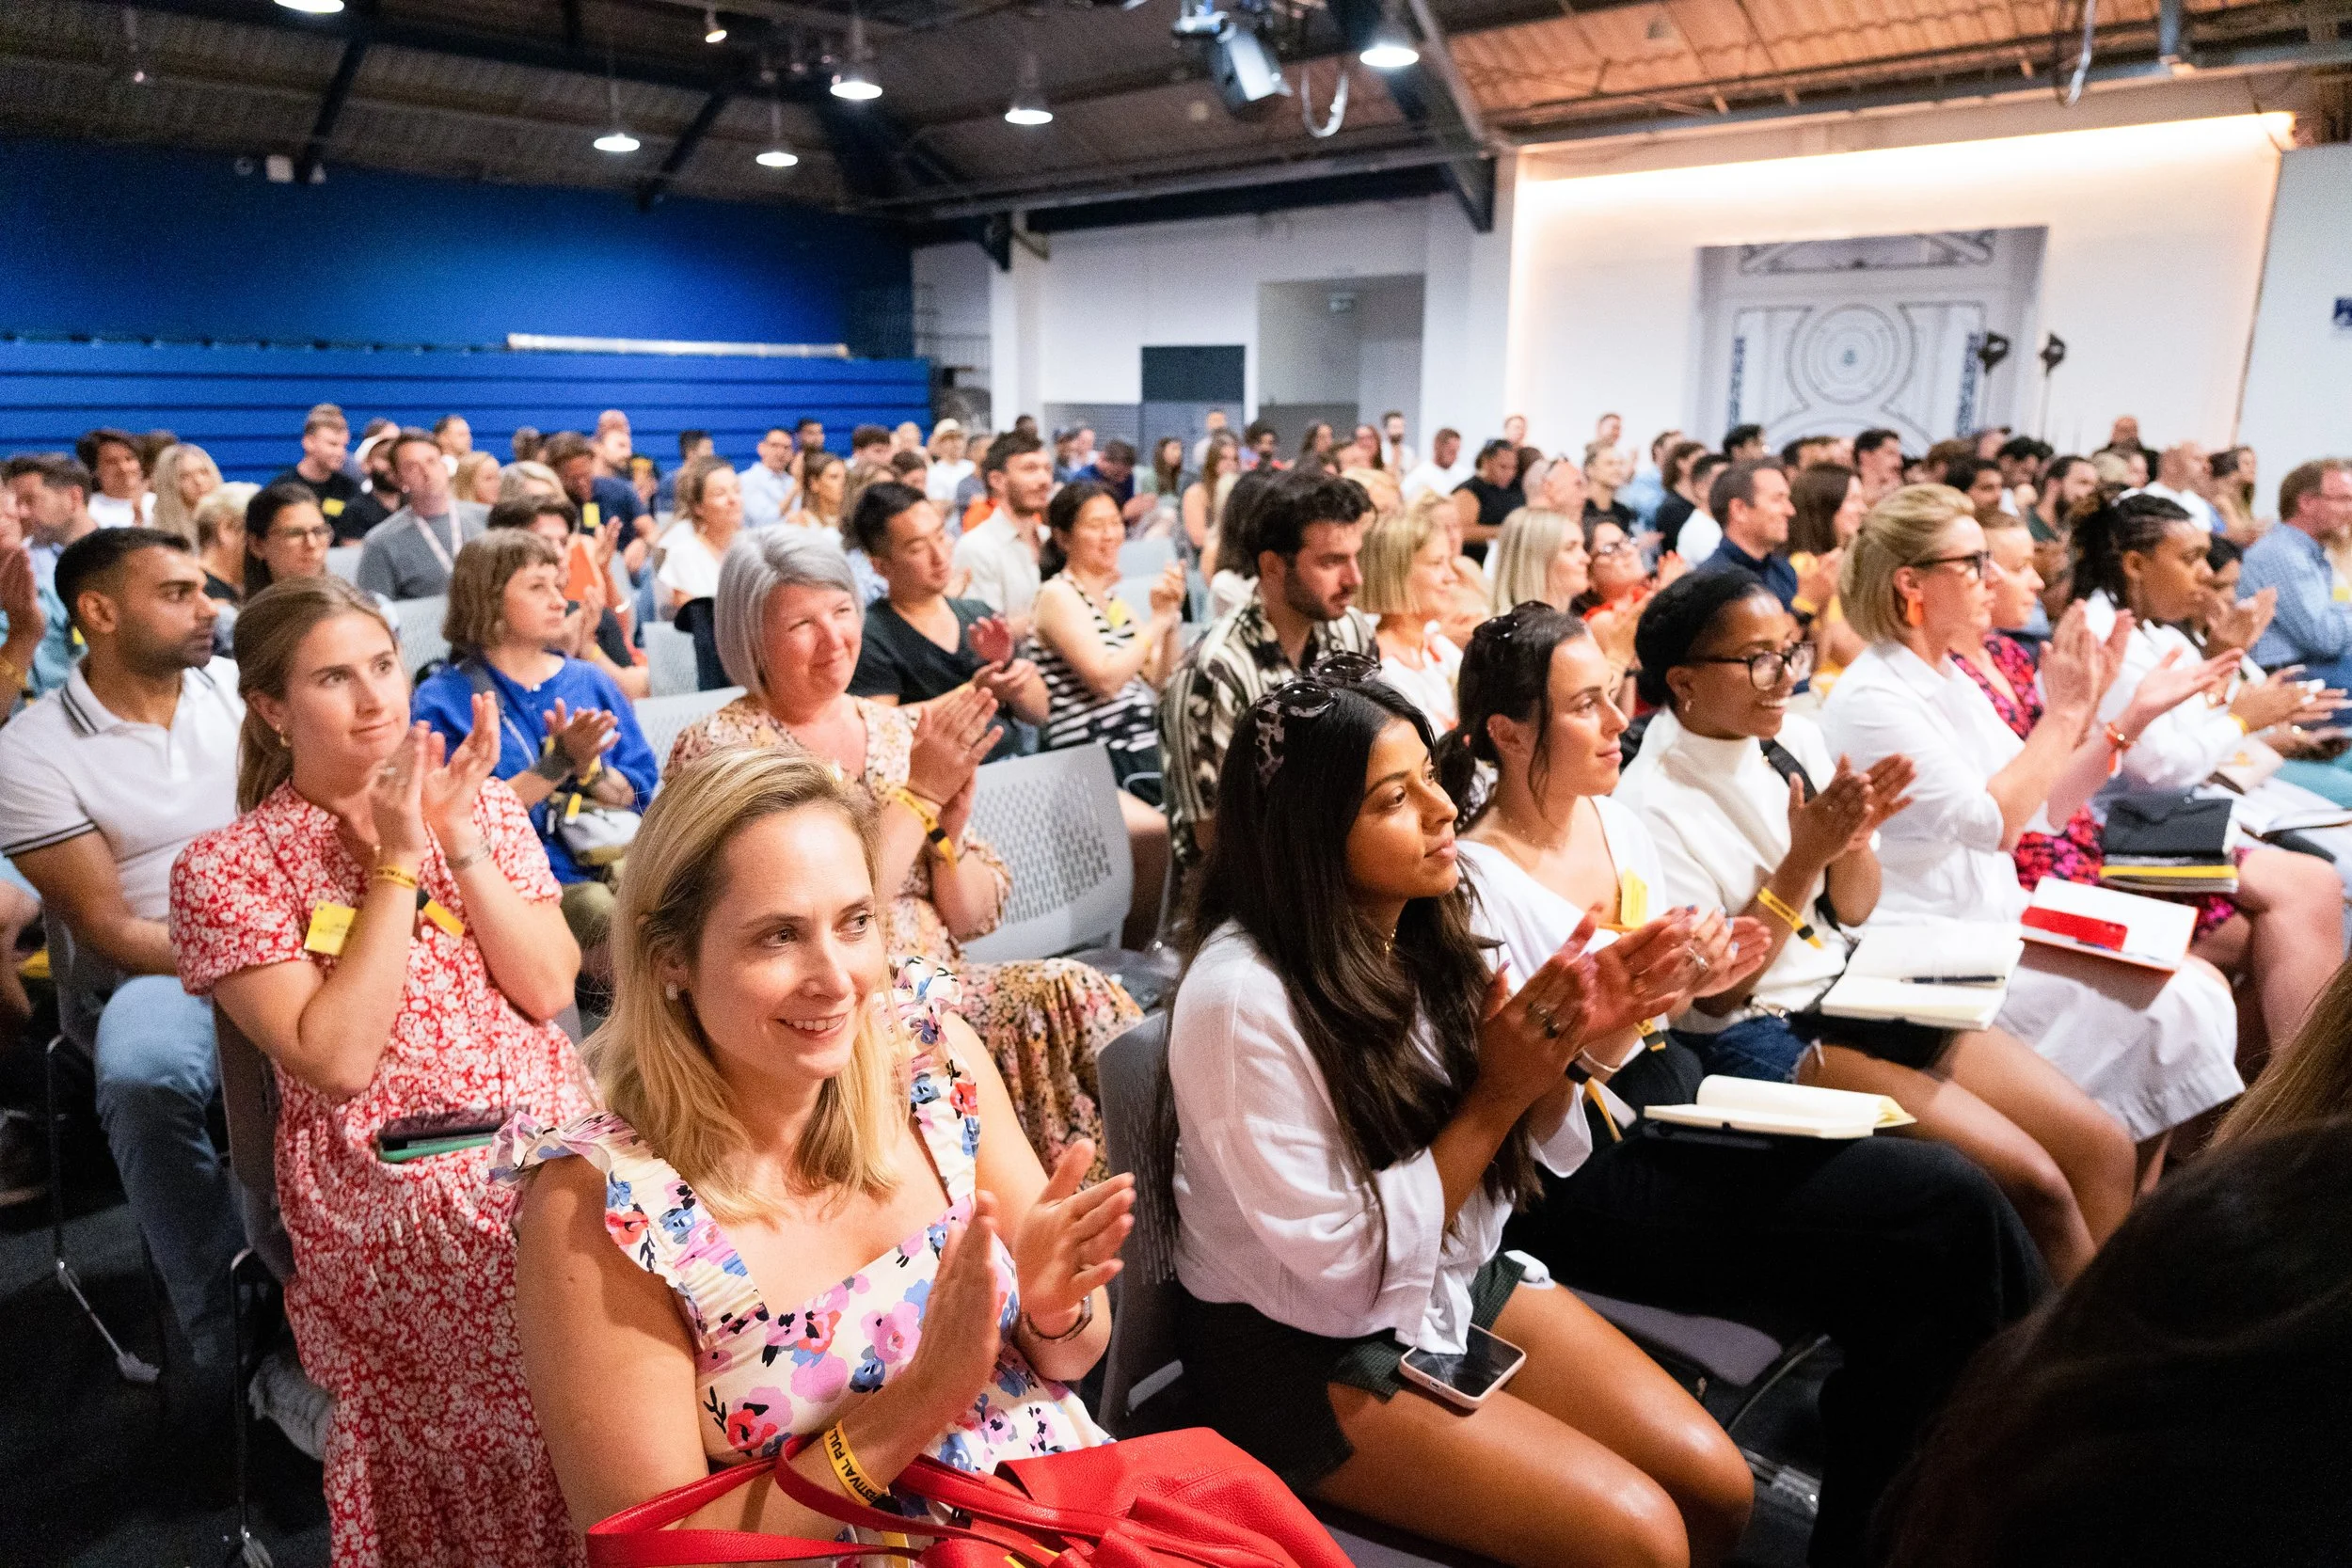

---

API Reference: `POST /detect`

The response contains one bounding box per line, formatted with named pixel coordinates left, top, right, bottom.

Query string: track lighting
left=1005, top=52, right=1052, bottom=125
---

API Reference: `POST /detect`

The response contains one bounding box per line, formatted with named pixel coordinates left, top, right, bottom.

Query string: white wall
left=1508, top=113, right=2290, bottom=458
left=914, top=184, right=1513, bottom=451
left=2238, top=143, right=2352, bottom=515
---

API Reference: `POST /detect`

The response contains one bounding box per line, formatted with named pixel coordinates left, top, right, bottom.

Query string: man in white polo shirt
left=0, top=526, right=246, bottom=1368
left=950, top=431, right=1051, bottom=638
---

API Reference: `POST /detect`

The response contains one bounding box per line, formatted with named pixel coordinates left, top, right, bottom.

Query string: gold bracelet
left=0, top=650, right=21, bottom=690
left=818, top=1422, right=888, bottom=1507
left=372, top=863, right=421, bottom=892
left=1756, top=885, right=1822, bottom=948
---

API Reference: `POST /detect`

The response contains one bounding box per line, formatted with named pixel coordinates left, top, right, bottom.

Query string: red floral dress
left=170, top=780, right=599, bottom=1568
left=1958, top=635, right=2236, bottom=939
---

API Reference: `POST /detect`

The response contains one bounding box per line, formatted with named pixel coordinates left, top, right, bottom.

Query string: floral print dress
left=1960, top=634, right=2237, bottom=939
left=668, top=695, right=1139, bottom=1173
left=492, top=959, right=1104, bottom=1512
left=169, top=780, right=599, bottom=1568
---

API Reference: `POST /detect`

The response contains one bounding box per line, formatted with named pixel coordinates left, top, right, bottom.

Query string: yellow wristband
left=819, top=1422, right=888, bottom=1507
left=372, top=863, right=421, bottom=892
left=889, top=786, right=958, bottom=866
left=1756, top=885, right=1822, bottom=948
left=2230, top=713, right=2250, bottom=736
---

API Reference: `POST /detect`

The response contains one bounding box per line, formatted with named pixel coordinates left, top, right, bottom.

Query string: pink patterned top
left=491, top=959, right=1104, bottom=1498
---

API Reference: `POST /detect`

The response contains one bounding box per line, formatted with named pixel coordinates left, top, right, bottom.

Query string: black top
left=1583, top=499, right=1638, bottom=535
left=1454, top=476, right=1524, bottom=531
left=202, top=571, right=241, bottom=604
left=1655, top=494, right=1697, bottom=553
left=269, top=466, right=388, bottom=543
left=850, top=596, right=1021, bottom=763
left=1707, top=536, right=1801, bottom=610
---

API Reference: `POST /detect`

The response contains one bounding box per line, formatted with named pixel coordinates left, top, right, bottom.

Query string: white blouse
left=2078, top=591, right=2249, bottom=794
left=1819, top=641, right=2053, bottom=926
left=1168, top=921, right=1593, bottom=1354
left=1615, top=709, right=1853, bottom=1024
left=654, top=521, right=723, bottom=602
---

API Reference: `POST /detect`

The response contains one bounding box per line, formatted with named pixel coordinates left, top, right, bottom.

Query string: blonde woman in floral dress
left=665, top=529, right=1141, bottom=1169
left=502, top=747, right=1131, bottom=1542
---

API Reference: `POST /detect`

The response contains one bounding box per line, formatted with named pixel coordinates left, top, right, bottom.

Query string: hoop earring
left=1901, top=592, right=1924, bottom=628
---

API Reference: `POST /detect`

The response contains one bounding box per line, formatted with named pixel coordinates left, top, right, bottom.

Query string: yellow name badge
left=582, top=501, right=601, bottom=532
left=421, top=898, right=466, bottom=940
left=2334, top=582, right=2349, bottom=604
left=304, top=903, right=357, bottom=957
left=1617, top=871, right=1649, bottom=929
left=1104, top=599, right=1132, bottom=629
left=321, top=496, right=345, bottom=517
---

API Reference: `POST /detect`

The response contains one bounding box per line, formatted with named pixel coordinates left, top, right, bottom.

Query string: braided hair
left=2068, top=491, right=2196, bottom=608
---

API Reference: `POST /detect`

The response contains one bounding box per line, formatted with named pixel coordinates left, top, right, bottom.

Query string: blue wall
left=0, top=135, right=910, bottom=348
left=0, top=341, right=932, bottom=484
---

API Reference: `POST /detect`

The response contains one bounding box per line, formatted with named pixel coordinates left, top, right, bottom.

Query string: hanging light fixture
left=703, top=6, right=727, bottom=43
left=1359, top=3, right=1419, bottom=69
left=594, top=75, right=640, bottom=153
left=1004, top=51, right=1052, bottom=126
left=830, top=11, right=882, bottom=100
left=274, top=0, right=346, bottom=13
left=755, top=99, right=800, bottom=167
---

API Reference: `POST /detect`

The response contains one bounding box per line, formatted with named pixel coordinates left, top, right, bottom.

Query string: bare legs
left=1805, top=1033, right=2134, bottom=1283
left=1316, top=1284, right=1753, bottom=1568
left=2192, top=847, right=2343, bottom=1068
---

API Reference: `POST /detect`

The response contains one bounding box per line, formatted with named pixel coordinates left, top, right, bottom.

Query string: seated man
left=7, top=454, right=98, bottom=696
left=846, top=480, right=1045, bottom=762
left=1160, top=468, right=1376, bottom=870
left=357, top=427, right=488, bottom=601
left=0, top=528, right=246, bottom=1366
left=2243, top=459, right=2352, bottom=696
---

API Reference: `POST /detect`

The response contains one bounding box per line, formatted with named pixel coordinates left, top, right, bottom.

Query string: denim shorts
left=1678, top=1014, right=1810, bottom=1085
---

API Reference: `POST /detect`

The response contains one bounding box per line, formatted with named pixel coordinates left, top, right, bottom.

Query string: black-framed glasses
left=1251, top=650, right=1382, bottom=788
left=1912, top=551, right=1990, bottom=582
left=1686, top=641, right=1817, bottom=690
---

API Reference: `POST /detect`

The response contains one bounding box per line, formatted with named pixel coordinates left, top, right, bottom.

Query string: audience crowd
left=2, top=394, right=2348, bottom=1568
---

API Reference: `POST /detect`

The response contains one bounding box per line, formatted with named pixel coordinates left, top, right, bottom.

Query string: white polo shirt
left=950, top=508, right=1042, bottom=618
left=0, top=657, right=245, bottom=923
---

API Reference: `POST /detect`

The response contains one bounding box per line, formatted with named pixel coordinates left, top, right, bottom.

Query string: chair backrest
left=959, top=744, right=1132, bottom=963
left=1118, top=536, right=1176, bottom=578
left=634, top=687, right=744, bottom=781
left=213, top=1004, right=296, bottom=1282
left=324, top=545, right=362, bottom=582
left=1114, top=577, right=1165, bottom=624
left=41, top=914, right=102, bottom=1056
left=392, top=594, right=449, bottom=675
left=642, top=621, right=701, bottom=698
left=1096, top=1012, right=1182, bottom=1436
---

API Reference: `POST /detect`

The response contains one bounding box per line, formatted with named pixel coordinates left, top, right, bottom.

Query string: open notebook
left=1809, top=920, right=2023, bottom=1031
left=2020, top=877, right=2196, bottom=972
left=1645, top=1077, right=1918, bottom=1140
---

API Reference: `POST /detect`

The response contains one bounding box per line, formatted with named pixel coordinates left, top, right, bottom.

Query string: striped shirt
left=1032, top=579, right=1161, bottom=781
left=1160, top=588, right=1376, bottom=866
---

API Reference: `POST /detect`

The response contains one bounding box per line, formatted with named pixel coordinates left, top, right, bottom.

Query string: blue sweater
left=412, top=656, right=658, bottom=884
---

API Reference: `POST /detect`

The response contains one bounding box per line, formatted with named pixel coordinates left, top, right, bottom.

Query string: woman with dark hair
left=1443, top=602, right=2047, bottom=1566
left=1787, top=462, right=1868, bottom=689
left=1170, top=654, right=1753, bottom=1568
left=245, top=481, right=336, bottom=597
left=1296, top=420, right=1335, bottom=467
left=1651, top=440, right=1708, bottom=555
left=1204, top=465, right=1276, bottom=620
left=1881, top=1120, right=2352, bottom=1568
left=2062, top=491, right=2346, bottom=1055
left=1621, top=569, right=2140, bottom=1282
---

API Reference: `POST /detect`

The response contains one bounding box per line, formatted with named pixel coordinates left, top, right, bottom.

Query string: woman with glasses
left=1439, top=604, right=2045, bottom=1566
left=1819, top=485, right=2242, bottom=1186
left=1169, top=650, right=1756, bottom=1568
left=243, top=482, right=398, bottom=625
left=1620, top=569, right=2138, bottom=1282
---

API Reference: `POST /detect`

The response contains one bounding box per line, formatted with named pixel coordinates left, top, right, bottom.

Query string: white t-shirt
left=1377, top=629, right=1462, bottom=734
left=1400, top=458, right=1472, bottom=502
left=0, top=658, right=243, bottom=993
left=925, top=458, right=975, bottom=506
left=1676, top=511, right=1723, bottom=565
left=655, top=521, right=724, bottom=602
left=1169, top=920, right=1593, bottom=1354
left=88, top=493, right=154, bottom=530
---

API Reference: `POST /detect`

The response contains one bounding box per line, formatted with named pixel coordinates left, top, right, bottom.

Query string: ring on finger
left=1528, top=1002, right=1555, bottom=1029
left=1685, top=944, right=1710, bottom=975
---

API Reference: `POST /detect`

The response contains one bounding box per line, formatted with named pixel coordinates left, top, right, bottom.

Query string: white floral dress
left=492, top=959, right=1105, bottom=1511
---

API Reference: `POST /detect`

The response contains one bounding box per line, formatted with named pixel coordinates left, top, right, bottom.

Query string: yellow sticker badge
left=304, top=903, right=356, bottom=957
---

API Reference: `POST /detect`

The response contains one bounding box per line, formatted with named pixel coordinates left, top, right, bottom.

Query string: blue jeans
left=91, top=975, right=244, bottom=1367
left=1677, top=1014, right=1808, bottom=1084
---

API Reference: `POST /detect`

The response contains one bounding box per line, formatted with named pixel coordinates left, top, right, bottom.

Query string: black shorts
left=1173, top=1253, right=1526, bottom=1493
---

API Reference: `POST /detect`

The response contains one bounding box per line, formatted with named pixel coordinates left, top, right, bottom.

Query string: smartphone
left=1398, top=1324, right=1527, bottom=1410
left=373, top=1106, right=513, bottom=1164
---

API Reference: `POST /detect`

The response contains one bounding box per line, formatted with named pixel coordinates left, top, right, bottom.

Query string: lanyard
left=412, top=511, right=459, bottom=574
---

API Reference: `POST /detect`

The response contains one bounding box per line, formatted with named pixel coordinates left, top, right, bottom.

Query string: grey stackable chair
left=324, top=546, right=362, bottom=583
left=391, top=595, right=450, bottom=676
left=215, top=1004, right=300, bottom=1568
left=641, top=621, right=702, bottom=699
left=1118, top=536, right=1177, bottom=578
left=633, top=687, right=744, bottom=783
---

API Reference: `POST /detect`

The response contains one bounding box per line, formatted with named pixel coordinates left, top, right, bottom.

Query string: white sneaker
left=248, top=1345, right=334, bottom=1461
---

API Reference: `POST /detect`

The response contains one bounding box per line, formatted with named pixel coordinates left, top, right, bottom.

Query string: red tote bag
left=586, top=1428, right=1356, bottom=1568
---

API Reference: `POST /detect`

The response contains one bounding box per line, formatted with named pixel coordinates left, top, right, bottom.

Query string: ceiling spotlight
left=595, top=76, right=639, bottom=153
left=703, top=7, right=727, bottom=43
left=831, top=12, right=882, bottom=100
left=1005, top=51, right=1052, bottom=125
left=756, top=100, right=800, bottom=167
left=275, top=0, right=345, bottom=11
left=1359, top=5, right=1417, bottom=69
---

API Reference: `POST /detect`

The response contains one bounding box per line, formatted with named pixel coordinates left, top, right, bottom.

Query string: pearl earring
left=664, top=983, right=680, bottom=1002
